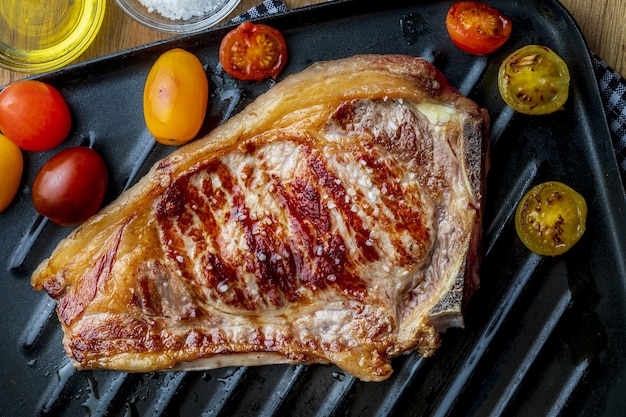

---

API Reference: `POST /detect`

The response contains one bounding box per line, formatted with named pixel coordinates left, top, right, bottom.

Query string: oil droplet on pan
left=400, top=12, right=429, bottom=45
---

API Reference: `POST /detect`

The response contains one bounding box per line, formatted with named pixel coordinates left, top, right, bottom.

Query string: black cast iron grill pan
left=1, top=1, right=625, bottom=416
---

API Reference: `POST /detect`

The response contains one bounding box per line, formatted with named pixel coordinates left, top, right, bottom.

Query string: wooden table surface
left=1, top=0, right=624, bottom=86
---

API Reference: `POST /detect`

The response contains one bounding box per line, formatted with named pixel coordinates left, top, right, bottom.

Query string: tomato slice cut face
left=498, top=45, right=570, bottom=115
left=445, top=1, right=512, bottom=55
left=515, top=181, right=587, bottom=256
left=219, top=21, right=288, bottom=81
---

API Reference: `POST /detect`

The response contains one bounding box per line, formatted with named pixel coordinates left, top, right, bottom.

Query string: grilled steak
left=31, top=54, right=489, bottom=382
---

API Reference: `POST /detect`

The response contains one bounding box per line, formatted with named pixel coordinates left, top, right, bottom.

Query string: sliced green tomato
left=498, top=45, right=570, bottom=115
left=515, top=181, right=587, bottom=256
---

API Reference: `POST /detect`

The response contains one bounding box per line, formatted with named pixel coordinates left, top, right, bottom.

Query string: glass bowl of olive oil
left=0, top=0, right=106, bottom=74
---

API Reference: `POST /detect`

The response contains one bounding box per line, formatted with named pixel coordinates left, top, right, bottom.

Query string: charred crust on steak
left=31, top=54, right=489, bottom=382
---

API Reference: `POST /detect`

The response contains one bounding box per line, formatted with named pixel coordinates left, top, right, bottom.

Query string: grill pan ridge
left=2, top=1, right=626, bottom=416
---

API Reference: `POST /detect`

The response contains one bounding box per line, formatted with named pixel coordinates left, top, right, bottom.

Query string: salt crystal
left=139, top=0, right=224, bottom=21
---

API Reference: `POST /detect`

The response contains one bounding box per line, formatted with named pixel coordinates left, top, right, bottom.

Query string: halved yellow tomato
left=515, top=181, right=587, bottom=256
left=498, top=45, right=570, bottom=115
left=0, top=133, right=23, bottom=213
left=144, top=48, right=209, bottom=145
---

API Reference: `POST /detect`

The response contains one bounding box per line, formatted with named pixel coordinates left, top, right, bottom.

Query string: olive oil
left=0, top=0, right=105, bottom=72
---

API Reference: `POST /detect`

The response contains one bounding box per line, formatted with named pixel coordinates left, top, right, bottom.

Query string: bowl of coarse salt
left=115, top=0, right=240, bottom=33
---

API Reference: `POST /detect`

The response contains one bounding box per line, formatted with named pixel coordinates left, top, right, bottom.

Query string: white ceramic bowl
left=114, top=0, right=240, bottom=34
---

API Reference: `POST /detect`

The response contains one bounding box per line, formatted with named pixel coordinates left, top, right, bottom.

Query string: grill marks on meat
left=55, top=222, right=127, bottom=326
left=31, top=55, right=488, bottom=381
left=154, top=124, right=436, bottom=316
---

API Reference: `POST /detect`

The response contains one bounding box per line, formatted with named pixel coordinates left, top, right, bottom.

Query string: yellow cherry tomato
left=498, top=45, right=570, bottom=115
left=0, top=133, right=23, bottom=212
left=515, top=181, right=587, bottom=256
left=143, top=48, right=209, bottom=145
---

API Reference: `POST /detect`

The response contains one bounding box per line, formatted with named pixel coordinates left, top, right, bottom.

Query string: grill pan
left=2, top=0, right=626, bottom=416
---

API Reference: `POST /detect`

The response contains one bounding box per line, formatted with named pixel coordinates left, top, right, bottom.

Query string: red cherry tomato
left=219, top=21, right=288, bottom=81
left=0, top=80, right=72, bottom=151
left=445, top=1, right=512, bottom=55
left=32, top=147, right=108, bottom=226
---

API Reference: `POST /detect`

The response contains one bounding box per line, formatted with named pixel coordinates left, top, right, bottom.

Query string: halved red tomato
left=219, top=21, right=288, bottom=81
left=446, top=1, right=512, bottom=55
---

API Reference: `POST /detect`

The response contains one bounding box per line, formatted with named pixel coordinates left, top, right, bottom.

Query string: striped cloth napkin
left=592, top=53, right=626, bottom=186
left=231, top=0, right=288, bottom=22
left=239, top=0, right=626, bottom=188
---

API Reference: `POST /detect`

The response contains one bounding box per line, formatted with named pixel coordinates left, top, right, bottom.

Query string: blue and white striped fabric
left=230, top=0, right=288, bottom=23
left=592, top=53, right=626, bottom=186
